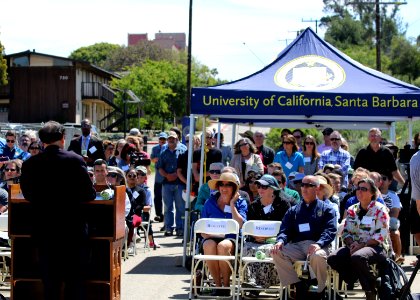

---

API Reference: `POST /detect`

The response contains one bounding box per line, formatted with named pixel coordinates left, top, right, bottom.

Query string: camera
left=129, top=151, right=151, bottom=167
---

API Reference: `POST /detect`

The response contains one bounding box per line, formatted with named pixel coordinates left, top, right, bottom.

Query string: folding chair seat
left=189, top=218, right=240, bottom=299
left=238, top=220, right=284, bottom=299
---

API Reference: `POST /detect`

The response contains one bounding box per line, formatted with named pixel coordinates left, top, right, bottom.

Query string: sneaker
left=160, top=226, right=166, bottom=232
left=164, top=231, right=173, bottom=236
left=154, top=216, right=163, bottom=222
left=127, top=246, right=134, bottom=256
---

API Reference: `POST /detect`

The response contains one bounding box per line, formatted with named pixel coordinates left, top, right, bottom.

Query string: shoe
left=127, top=246, right=134, bottom=256
left=395, top=255, right=405, bottom=265
left=160, top=226, right=165, bottom=232
left=154, top=216, right=163, bottom=222
left=176, top=230, right=184, bottom=237
left=149, top=242, right=161, bottom=249
left=164, top=231, right=173, bottom=236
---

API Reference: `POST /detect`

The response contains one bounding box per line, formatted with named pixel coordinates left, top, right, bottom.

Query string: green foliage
left=389, top=36, right=420, bottom=81
left=69, top=43, right=121, bottom=67
left=0, top=41, right=7, bottom=86
left=103, top=41, right=180, bottom=72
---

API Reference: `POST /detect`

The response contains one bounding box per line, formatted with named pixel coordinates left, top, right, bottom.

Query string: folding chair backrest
left=0, top=215, right=7, bottom=232
left=194, top=218, right=239, bottom=235
left=242, top=220, right=281, bottom=238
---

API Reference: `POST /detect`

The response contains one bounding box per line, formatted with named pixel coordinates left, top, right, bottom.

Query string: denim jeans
left=162, top=183, right=184, bottom=231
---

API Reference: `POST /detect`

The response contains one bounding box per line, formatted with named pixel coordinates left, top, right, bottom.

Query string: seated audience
left=200, top=173, right=248, bottom=297
left=230, top=138, right=263, bottom=187
left=243, top=175, right=290, bottom=295
left=194, top=162, right=224, bottom=213
left=328, top=178, right=390, bottom=300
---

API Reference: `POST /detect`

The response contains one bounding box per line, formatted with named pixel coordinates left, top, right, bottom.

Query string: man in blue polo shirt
left=271, top=175, right=337, bottom=300
left=151, top=132, right=167, bottom=222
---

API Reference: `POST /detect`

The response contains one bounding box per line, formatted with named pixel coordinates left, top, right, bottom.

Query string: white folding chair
left=137, top=212, right=151, bottom=253
left=188, top=218, right=240, bottom=299
left=238, top=220, right=283, bottom=299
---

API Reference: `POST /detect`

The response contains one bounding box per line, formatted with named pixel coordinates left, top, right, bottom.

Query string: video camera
left=129, top=151, right=151, bottom=167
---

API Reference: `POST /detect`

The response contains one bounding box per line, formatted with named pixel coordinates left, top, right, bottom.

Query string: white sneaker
left=127, top=244, right=135, bottom=255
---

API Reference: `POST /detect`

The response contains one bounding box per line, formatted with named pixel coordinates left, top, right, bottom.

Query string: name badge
left=361, top=216, right=373, bottom=225
left=122, top=165, right=129, bottom=171
left=285, top=162, right=293, bottom=169
left=89, top=146, right=97, bottom=154
left=304, top=157, right=311, bottom=163
left=299, top=223, right=310, bottom=232
left=224, top=205, right=232, bottom=213
left=263, top=204, right=272, bottom=214
left=133, top=191, right=139, bottom=199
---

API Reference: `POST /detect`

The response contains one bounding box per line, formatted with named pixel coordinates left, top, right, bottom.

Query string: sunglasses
left=255, top=183, right=269, bottom=190
left=305, top=142, right=314, bottom=145
left=283, top=141, right=292, bottom=145
left=88, top=173, right=94, bottom=178
left=106, top=173, right=118, bottom=178
left=381, top=176, right=388, bottom=181
left=238, top=143, right=248, bottom=147
left=29, top=147, right=40, bottom=150
left=356, top=186, right=369, bottom=192
left=6, top=139, right=15, bottom=143
left=107, top=147, right=115, bottom=151
left=218, top=182, right=234, bottom=188
left=127, top=174, right=137, bottom=179
left=5, top=168, right=16, bottom=172
left=209, top=169, right=221, bottom=175
left=185, top=140, right=190, bottom=143
left=301, top=182, right=317, bottom=188
left=330, top=138, right=341, bottom=141
left=293, top=135, right=302, bottom=139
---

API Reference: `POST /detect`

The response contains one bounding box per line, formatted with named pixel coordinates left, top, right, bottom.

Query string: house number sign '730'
left=59, top=76, right=69, bottom=80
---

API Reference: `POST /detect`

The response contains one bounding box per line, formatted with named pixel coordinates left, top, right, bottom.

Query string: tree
left=103, top=41, right=181, bottom=72
left=0, top=40, right=7, bottom=86
left=389, top=36, right=420, bottom=82
left=69, top=43, right=121, bottom=68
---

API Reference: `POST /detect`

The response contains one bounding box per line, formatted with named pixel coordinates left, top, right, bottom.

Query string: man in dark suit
left=67, top=119, right=105, bottom=166
left=20, top=121, right=96, bottom=300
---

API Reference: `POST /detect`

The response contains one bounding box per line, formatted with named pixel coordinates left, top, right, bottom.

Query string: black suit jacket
left=20, top=145, right=96, bottom=241
left=67, top=135, right=105, bottom=166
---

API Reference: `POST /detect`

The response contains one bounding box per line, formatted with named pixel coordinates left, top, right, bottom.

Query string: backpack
left=378, top=258, right=412, bottom=300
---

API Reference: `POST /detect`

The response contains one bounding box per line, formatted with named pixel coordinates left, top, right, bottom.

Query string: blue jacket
left=277, top=198, right=337, bottom=248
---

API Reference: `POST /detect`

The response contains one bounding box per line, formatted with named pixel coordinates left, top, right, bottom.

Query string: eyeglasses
left=238, top=143, right=248, bottom=147
left=6, top=139, right=15, bottom=143
left=218, top=182, right=234, bottom=188
left=305, top=142, right=314, bottom=145
left=107, top=147, right=115, bottom=151
left=293, top=135, right=302, bottom=139
left=88, top=173, right=94, bottom=178
left=127, top=174, right=137, bottom=179
left=185, top=140, right=190, bottom=143
left=330, top=138, right=341, bottom=141
left=255, top=183, right=269, bottom=190
left=106, top=173, right=118, bottom=178
left=5, top=168, right=16, bottom=172
left=206, top=136, right=212, bottom=139
left=301, top=182, right=317, bottom=188
left=29, top=147, right=40, bottom=150
left=356, top=186, right=369, bottom=192
left=209, top=170, right=221, bottom=175
left=283, top=141, right=292, bottom=145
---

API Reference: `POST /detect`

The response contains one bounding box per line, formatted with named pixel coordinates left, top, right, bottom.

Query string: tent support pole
left=232, top=123, right=237, bottom=150
left=409, top=119, right=413, bottom=147
left=182, top=114, right=196, bottom=268
left=390, top=122, right=396, bottom=143
left=199, top=117, right=206, bottom=187
left=217, top=122, right=221, bottom=148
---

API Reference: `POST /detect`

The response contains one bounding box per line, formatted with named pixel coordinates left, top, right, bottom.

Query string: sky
left=1, top=0, right=419, bottom=81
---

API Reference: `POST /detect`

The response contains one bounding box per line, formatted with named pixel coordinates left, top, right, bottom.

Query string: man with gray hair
left=271, top=175, right=337, bottom=299
left=318, top=130, right=351, bottom=186
left=354, top=127, right=405, bottom=186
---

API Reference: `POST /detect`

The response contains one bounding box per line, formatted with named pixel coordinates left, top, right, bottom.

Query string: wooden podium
left=8, top=184, right=126, bottom=300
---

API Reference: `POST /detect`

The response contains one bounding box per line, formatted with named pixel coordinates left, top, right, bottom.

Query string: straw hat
left=316, top=175, right=333, bottom=198
left=208, top=173, right=239, bottom=194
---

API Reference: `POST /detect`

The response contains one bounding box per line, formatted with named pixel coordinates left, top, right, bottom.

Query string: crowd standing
left=5, top=120, right=420, bottom=299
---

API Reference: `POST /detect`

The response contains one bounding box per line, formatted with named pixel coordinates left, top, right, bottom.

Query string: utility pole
left=186, top=0, right=193, bottom=115
left=346, top=1, right=407, bottom=71
left=302, top=18, right=320, bottom=33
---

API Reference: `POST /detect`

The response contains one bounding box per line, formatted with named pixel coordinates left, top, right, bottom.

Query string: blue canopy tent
left=181, top=27, right=420, bottom=266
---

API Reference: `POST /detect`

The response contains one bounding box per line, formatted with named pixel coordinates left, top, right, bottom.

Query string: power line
left=242, top=42, right=265, bottom=66
left=302, top=18, right=320, bottom=33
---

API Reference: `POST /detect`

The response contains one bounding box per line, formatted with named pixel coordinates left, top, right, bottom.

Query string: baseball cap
left=135, top=166, right=147, bottom=175
left=167, top=131, right=178, bottom=139
left=256, top=174, right=280, bottom=191
left=129, top=128, right=140, bottom=136
left=158, top=132, right=168, bottom=139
